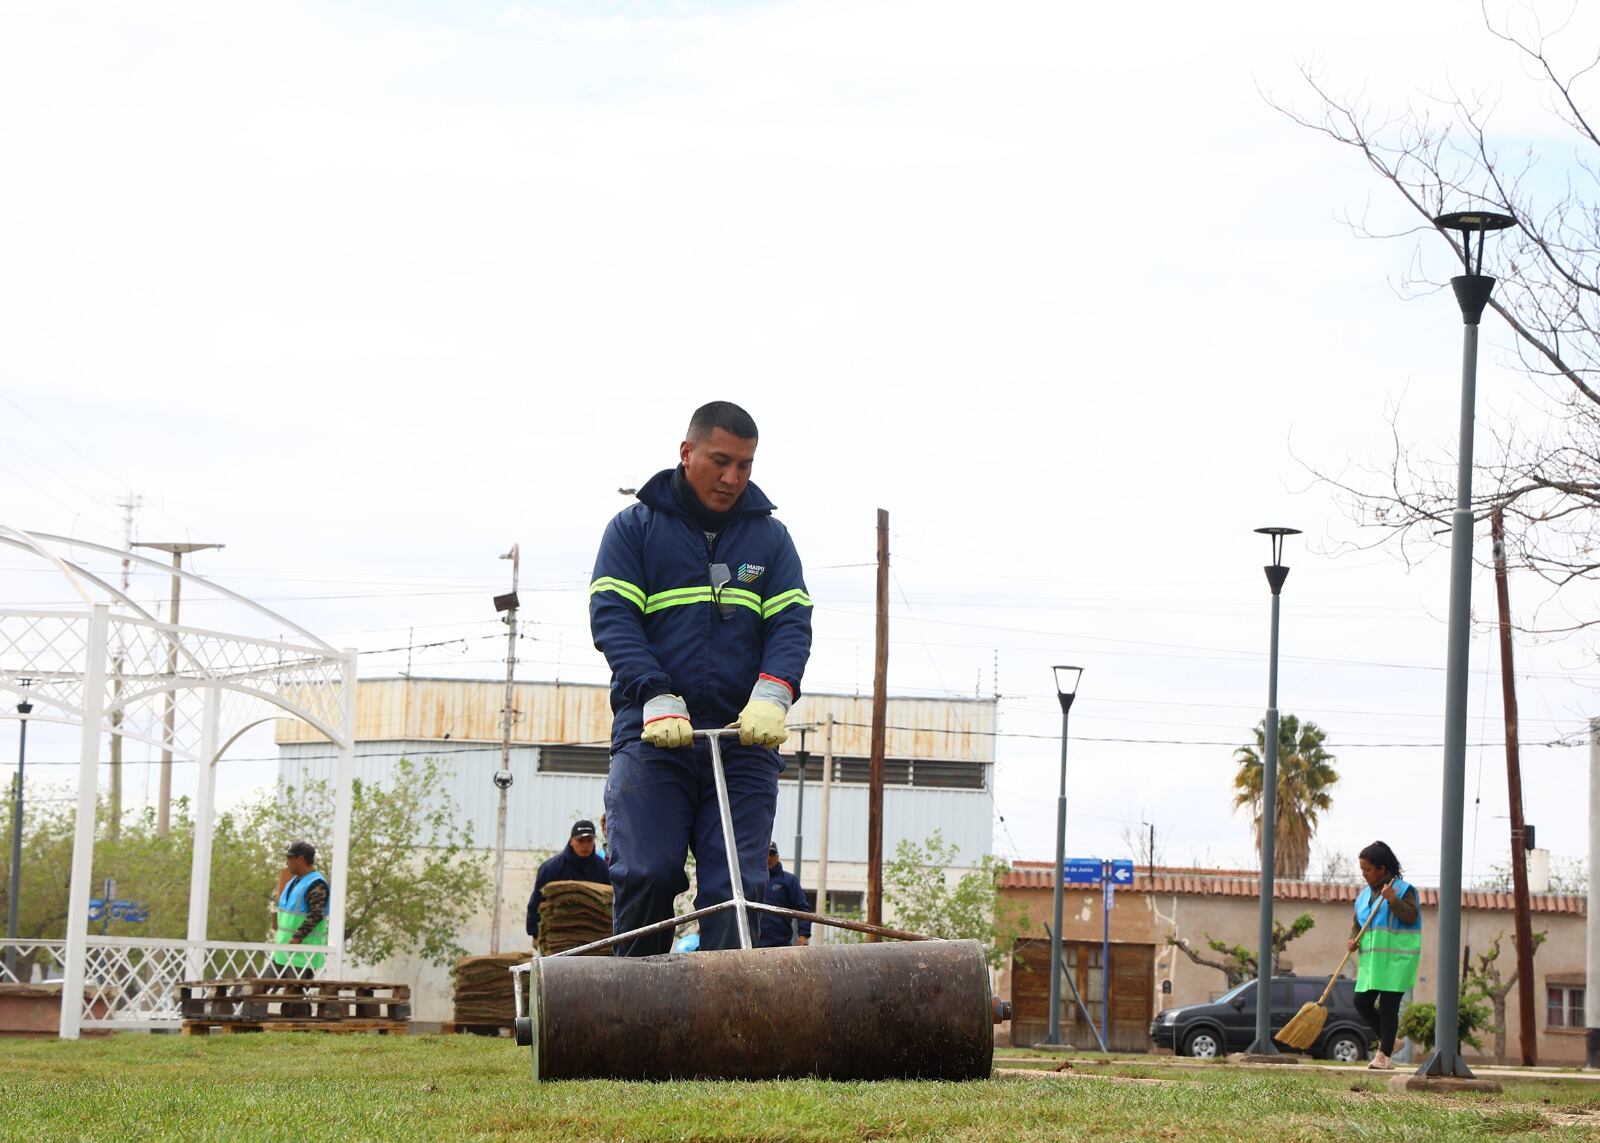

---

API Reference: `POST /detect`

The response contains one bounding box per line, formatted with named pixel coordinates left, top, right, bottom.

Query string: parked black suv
left=1149, top=976, right=1369, bottom=1061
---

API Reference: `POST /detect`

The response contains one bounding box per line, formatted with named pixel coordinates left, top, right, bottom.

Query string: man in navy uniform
left=590, top=401, right=812, bottom=955
left=757, top=841, right=812, bottom=948
left=526, top=819, right=610, bottom=942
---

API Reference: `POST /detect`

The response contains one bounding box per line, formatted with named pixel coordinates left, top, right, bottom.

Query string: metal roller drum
left=519, top=938, right=1001, bottom=1081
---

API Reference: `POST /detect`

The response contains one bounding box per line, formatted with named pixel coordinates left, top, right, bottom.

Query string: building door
left=1009, top=939, right=1155, bottom=1052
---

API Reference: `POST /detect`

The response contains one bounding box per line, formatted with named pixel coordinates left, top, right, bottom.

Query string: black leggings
left=1354, top=989, right=1404, bottom=1055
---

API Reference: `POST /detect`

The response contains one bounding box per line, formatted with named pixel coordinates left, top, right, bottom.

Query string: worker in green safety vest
left=1347, top=840, right=1422, bottom=1071
left=272, top=840, right=330, bottom=979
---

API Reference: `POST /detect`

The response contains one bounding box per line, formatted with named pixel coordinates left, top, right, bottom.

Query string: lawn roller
left=511, top=728, right=1011, bottom=1080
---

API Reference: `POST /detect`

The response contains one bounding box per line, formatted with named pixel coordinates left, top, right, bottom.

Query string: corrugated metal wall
left=278, top=741, right=993, bottom=863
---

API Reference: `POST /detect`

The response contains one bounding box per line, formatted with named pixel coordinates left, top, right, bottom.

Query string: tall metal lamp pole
left=1248, top=526, right=1299, bottom=1055
left=1043, top=665, right=1082, bottom=1047
left=489, top=544, right=520, bottom=956
left=5, top=685, right=34, bottom=981
left=1420, top=208, right=1516, bottom=1078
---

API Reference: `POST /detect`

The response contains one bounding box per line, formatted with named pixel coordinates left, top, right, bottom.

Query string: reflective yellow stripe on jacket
left=591, top=578, right=802, bottom=619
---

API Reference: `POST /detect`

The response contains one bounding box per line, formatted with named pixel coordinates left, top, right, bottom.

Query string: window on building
left=538, top=745, right=611, bottom=775
left=534, top=743, right=990, bottom=789
left=777, top=756, right=987, bottom=790
left=1548, top=985, right=1586, bottom=1028
left=825, top=890, right=864, bottom=914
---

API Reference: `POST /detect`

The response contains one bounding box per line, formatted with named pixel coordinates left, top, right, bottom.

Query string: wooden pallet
left=182, top=1018, right=406, bottom=1036
left=178, top=979, right=411, bottom=1024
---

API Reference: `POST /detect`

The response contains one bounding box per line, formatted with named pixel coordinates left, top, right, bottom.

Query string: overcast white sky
left=4, top=0, right=1600, bottom=887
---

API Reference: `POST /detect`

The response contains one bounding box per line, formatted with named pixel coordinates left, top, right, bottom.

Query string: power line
left=822, top=719, right=1583, bottom=750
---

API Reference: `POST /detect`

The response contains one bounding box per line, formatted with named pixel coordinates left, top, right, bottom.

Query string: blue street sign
left=1065, top=858, right=1136, bottom=886
left=115, top=901, right=150, bottom=923
left=88, top=898, right=147, bottom=923
left=1063, top=858, right=1104, bottom=884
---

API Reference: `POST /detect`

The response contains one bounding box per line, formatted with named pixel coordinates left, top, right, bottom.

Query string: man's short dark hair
left=687, top=401, right=758, bottom=443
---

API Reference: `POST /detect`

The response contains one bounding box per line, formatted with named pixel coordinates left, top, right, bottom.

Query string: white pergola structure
left=0, top=526, right=356, bottom=1038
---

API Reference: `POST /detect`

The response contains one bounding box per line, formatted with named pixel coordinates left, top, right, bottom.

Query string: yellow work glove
left=737, top=676, right=793, bottom=747
left=641, top=694, right=694, bottom=749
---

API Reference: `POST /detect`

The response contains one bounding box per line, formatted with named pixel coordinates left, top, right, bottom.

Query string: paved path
left=999, top=1054, right=1600, bottom=1083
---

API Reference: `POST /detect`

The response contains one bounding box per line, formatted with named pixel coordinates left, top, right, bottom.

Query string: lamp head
left=1255, top=527, right=1300, bottom=595
left=1052, top=664, right=1083, bottom=713
left=1254, top=526, right=1300, bottom=568
left=1434, top=209, right=1515, bottom=278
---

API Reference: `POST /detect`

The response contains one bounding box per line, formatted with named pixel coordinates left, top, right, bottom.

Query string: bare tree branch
left=1269, top=15, right=1600, bottom=641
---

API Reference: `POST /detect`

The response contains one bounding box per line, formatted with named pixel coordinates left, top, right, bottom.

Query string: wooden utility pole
left=867, top=509, right=889, bottom=933
left=1491, top=505, right=1538, bottom=1065
left=133, top=540, right=224, bottom=836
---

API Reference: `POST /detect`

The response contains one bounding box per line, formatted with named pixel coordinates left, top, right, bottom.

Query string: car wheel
left=1322, top=1031, right=1365, bottom=1063
left=1182, top=1027, right=1223, bottom=1059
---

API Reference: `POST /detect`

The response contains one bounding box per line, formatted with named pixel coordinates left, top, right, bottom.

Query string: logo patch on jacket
left=736, top=563, right=765, bottom=583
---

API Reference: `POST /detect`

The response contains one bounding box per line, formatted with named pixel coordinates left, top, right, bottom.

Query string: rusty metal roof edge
left=354, top=676, right=999, bottom=704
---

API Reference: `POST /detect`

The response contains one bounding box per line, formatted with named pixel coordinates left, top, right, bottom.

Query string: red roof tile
left=998, top=864, right=1587, bottom=916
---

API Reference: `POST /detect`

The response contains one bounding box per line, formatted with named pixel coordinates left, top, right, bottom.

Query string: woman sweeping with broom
left=1348, top=841, right=1422, bottom=1070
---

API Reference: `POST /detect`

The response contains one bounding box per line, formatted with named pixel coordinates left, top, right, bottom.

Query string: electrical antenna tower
left=490, top=544, right=520, bottom=955
left=107, top=493, right=141, bottom=839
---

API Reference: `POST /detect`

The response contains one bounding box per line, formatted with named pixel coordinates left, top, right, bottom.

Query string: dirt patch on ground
left=994, top=1067, right=1169, bottom=1086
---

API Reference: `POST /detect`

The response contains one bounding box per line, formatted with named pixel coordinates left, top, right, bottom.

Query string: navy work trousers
left=604, top=736, right=780, bottom=956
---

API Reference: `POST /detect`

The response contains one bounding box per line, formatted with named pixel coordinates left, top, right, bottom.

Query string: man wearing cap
left=526, top=820, right=610, bottom=942
left=271, top=840, right=329, bottom=980
left=590, top=401, right=812, bottom=955
left=757, top=842, right=812, bottom=948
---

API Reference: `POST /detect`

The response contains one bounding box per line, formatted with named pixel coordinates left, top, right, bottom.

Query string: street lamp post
left=1421, top=208, right=1516, bottom=1079
left=489, top=544, right=520, bottom=956
left=1042, top=665, right=1083, bottom=1048
left=5, top=686, right=34, bottom=981
left=1248, top=527, right=1299, bottom=1056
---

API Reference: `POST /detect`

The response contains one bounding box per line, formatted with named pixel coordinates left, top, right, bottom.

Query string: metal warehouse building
left=277, top=676, right=997, bottom=1022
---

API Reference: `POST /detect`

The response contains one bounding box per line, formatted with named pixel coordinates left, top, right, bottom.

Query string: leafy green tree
left=0, top=789, right=77, bottom=978
left=1398, top=996, right=1492, bottom=1054
left=1232, top=715, right=1338, bottom=880
left=1166, top=913, right=1316, bottom=989
left=260, top=755, right=492, bottom=966
left=881, top=830, right=1026, bottom=970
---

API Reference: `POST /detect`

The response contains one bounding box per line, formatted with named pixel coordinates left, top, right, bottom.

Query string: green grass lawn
left=3, top=1034, right=1600, bottom=1141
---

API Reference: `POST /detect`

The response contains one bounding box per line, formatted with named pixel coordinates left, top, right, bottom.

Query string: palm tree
left=1233, top=714, right=1338, bottom=880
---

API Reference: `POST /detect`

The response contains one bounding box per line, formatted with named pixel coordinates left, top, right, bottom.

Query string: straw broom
left=1277, top=879, right=1390, bottom=1050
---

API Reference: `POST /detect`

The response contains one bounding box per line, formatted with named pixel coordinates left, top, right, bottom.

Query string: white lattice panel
left=0, top=939, right=67, bottom=984
left=0, top=610, right=89, bottom=722
left=73, top=940, right=316, bottom=1025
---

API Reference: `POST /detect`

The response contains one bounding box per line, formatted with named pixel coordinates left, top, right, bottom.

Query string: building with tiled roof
left=996, top=861, right=1589, bottom=1063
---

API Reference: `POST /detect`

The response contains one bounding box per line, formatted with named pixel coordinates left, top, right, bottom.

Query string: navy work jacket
left=757, top=862, right=813, bottom=947
left=589, top=467, right=813, bottom=749
left=526, top=845, right=611, bottom=937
